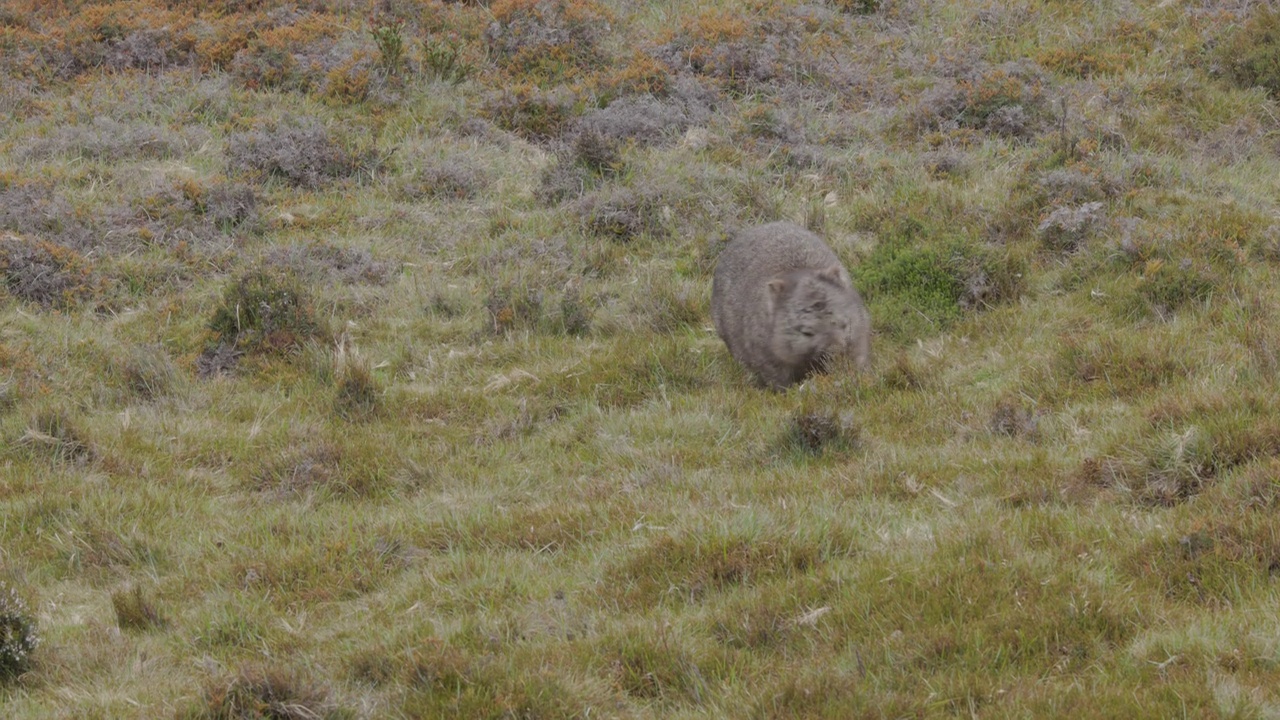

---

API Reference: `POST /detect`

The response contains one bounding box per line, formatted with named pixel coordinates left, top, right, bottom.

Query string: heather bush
left=0, top=582, right=38, bottom=683
left=651, top=9, right=778, bottom=92
left=0, top=183, right=97, bottom=250
left=1037, top=201, right=1106, bottom=253
left=265, top=242, right=399, bottom=286
left=118, top=179, right=261, bottom=250
left=573, top=186, right=671, bottom=241
left=0, top=233, right=101, bottom=308
left=908, top=60, right=1048, bottom=138
left=484, top=0, right=613, bottom=84
left=572, top=93, right=707, bottom=147
left=226, top=117, right=383, bottom=187
left=21, top=116, right=200, bottom=162
left=396, top=160, right=488, bottom=201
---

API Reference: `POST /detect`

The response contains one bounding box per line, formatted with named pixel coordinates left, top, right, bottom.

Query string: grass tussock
left=183, top=666, right=343, bottom=720
left=111, top=584, right=166, bottom=631
left=602, top=627, right=732, bottom=704
left=781, top=408, right=861, bottom=457
left=608, top=527, right=840, bottom=607
left=333, top=350, right=381, bottom=420
left=18, top=407, right=96, bottom=464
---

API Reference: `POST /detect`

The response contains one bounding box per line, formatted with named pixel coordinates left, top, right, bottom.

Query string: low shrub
left=421, top=34, right=473, bottom=85
left=396, top=160, right=487, bottom=201
left=481, top=84, right=580, bottom=142
left=208, top=270, right=327, bottom=354
left=0, top=234, right=101, bottom=309
left=0, top=183, right=98, bottom=250
left=908, top=60, right=1048, bottom=139
left=852, top=236, right=1024, bottom=340
left=483, top=0, right=613, bottom=84
left=573, top=186, right=670, bottom=241
left=0, top=581, right=38, bottom=683
left=226, top=117, right=383, bottom=188
left=265, top=242, right=398, bottom=286
left=1218, top=7, right=1280, bottom=95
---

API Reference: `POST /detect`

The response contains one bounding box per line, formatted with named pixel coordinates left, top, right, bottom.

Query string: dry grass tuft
left=783, top=409, right=861, bottom=456
left=121, top=344, right=178, bottom=401
left=19, top=407, right=95, bottom=464
left=111, top=584, right=166, bottom=631
left=334, top=351, right=381, bottom=420
left=184, top=665, right=342, bottom=720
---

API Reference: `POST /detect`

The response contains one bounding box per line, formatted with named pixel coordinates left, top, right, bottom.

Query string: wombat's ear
left=767, top=279, right=788, bottom=297
left=817, top=264, right=848, bottom=285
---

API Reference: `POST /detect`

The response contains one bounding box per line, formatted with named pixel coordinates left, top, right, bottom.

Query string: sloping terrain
left=3, top=0, right=1280, bottom=716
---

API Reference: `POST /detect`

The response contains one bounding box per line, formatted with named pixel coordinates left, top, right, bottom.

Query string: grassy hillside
left=3, top=0, right=1280, bottom=716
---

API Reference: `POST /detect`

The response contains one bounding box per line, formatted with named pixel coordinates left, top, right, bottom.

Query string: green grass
left=4, top=0, right=1280, bottom=717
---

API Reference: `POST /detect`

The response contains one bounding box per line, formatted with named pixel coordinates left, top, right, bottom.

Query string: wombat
left=711, top=221, right=871, bottom=390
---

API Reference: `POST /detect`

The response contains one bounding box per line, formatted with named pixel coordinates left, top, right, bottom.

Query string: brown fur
left=711, top=221, right=871, bottom=389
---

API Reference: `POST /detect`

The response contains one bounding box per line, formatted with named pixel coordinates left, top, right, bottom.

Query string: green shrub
left=854, top=242, right=962, bottom=339
left=853, top=228, right=1025, bottom=341
left=421, top=35, right=472, bottom=85
left=1219, top=8, right=1280, bottom=95
left=369, top=20, right=406, bottom=76
left=209, top=270, right=326, bottom=354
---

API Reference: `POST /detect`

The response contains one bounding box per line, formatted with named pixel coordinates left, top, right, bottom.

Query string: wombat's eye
left=811, top=301, right=827, bottom=312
